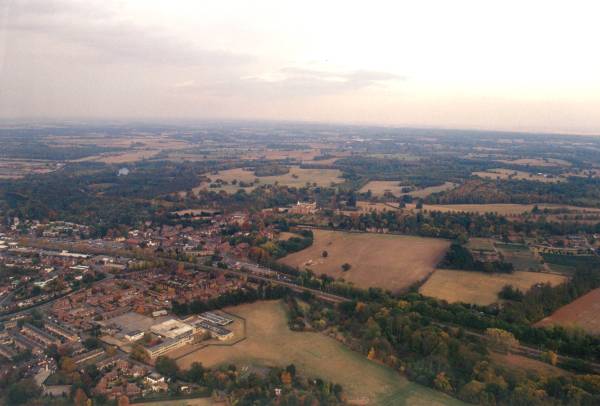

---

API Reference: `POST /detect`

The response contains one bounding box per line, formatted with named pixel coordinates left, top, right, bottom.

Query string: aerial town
left=2, top=1, right=600, bottom=404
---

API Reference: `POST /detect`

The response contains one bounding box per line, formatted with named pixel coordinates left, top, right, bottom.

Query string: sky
left=1, top=0, right=599, bottom=134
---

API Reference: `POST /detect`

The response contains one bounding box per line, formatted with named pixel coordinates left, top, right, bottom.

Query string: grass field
left=279, top=230, right=450, bottom=293
left=177, top=301, right=464, bottom=405
left=355, top=201, right=401, bottom=212
left=495, top=243, right=543, bottom=272
left=496, top=158, right=571, bottom=167
left=408, top=203, right=596, bottom=216
left=194, top=166, right=344, bottom=194
left=473, top=168, right=564, bottom=183
left=359, top=181, right=456, bottom=198
left=277, top=231, right=302, bottom=240
left=466, top=238, right=496, bottom=252
left=134, top=399, right=214, bottom=406
left=535, top=288, right=600, bottom=335
left=541, top=253, right=600, bottom=274
left=490, top=353, right=568, bottom=377
left=420, top=269, right=567, bottom=305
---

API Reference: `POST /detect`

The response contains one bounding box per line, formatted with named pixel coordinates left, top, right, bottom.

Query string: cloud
left=175, top=67, right=404, bottom=98
left=3, top=0, right=252, bottom=67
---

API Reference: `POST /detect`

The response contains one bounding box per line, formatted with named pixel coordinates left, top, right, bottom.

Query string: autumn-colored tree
left=73, top=388, right=89, bottom=406
left=434, top=372, right=454, bottom=394
left=281, top=370, right=293, bottom=385
left=485, top=328, right=519, bottom=353
left=367, top=347, right=376, bottom=360
left=542, top=350, right=558, bottom=366
left=118, top=395, right=130, bottom=406
left=129, top=344, right=149, bottom=363
left=60, top=356, right=76, bottom=373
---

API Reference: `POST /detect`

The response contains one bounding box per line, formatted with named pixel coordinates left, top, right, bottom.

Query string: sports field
left=177, top=300, right=464, bottom=405
left=420, top=269, right=567, bottom=305
left=279, top=230, right=450, bottom=292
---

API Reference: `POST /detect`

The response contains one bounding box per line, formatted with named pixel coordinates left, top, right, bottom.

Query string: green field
left=177, top=300, right=464, bottom=405
left=466, top=238, right=496, bottom=252
left=542, top=253, right=600, bottom=274
left=495, top=243, right=543, bottom=272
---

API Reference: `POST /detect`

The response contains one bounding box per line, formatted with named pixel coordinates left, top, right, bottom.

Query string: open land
left=495, top=158, right=572, bottom=167
left=466, top=238, right=496, bottom=252
left=420, top=269, right=567, bottom=306
left=0, top=159, right=63, bottom=179
left=535, top=288, right=600, bottom=335
left=134, top=399, right=214, bottom=406
left=490, top=353, right=568, bottom=377
left=359, top=181, right=456, bottom=198
left=407, top=203, right=600, bottom=216
left=194, top=166, right=344, bottom=194
left=473, top=168, right=564, bottom=183
left=495, top=243, right=543, bottom=272
left=177, top=300, right=463, bottom=405
left=279, top=230, right=450, bottom=293
left=354, top=201, right=401, bottom=213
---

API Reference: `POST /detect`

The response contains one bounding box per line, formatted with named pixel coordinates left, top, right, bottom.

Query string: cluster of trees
left=0, top=142, right=124, bottom=160
left=335, top=156, right=487, bottom=190
left=294, top=293, right=600, bottom=405
left=154, top=358, right=345, bottom=405
left=427, top=177, right=600, bottom=208
left=330, top=209, right=509, bottom=240
left=249, top=229, right=314, bottom=261
left=253, top=163, right=290, bottom=177
left=270, top=256, right=600, bottom=366
left=441, top=243, right=514, bottom=273
left=171, top=283, right=291, bottom=316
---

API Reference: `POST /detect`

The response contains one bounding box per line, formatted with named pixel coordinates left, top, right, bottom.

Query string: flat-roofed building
left=151, top=319, right=196, bottom=340
left=194, top=320, right=233, bottom=341
left=197, top=312, right=233, bottom=326
left=124, top=330, right=144, bottom=342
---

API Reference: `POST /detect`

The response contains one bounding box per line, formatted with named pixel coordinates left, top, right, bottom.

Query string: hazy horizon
left=1, top=0, right=599, bottom=134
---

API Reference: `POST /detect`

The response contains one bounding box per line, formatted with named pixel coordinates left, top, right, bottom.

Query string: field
left=541, top=253, right=600, bottom=274
left=355, top=201, right=401, bottom=213
left=359, top=181, right=456, bottom=198
left=420, top=269, right=567, bottom=306
left=194, top=166, right=344, bottom=194
left=406, top=203, right=600, bottom=216
left=67, top=135, right=192, bottom=163
left=277, top=231, right=302, bottom=240
left=177, top=300, right=463, bottom=405
left=135, top=399, right=214, bottom=406
left=279, top=230, right=450, bottom=293
left=535, top=288, right=600, bottom=335
left=490, top=353, right=568, bottom=377
left=466, top=238, right=495, bottom=252
left=473, top=168, right=564, bottom=183
left=495, top=243, right=543, bottom=272
left=0, top=159, right=62, bottom=179
left=496, top=158, right=571, bottom=167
